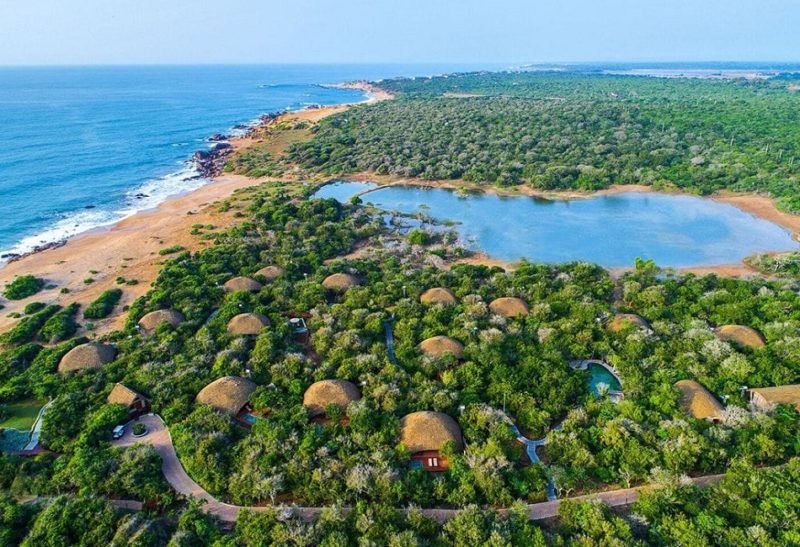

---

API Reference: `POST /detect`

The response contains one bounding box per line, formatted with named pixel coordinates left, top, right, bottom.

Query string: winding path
left=113, top=414, right=725, bottom=523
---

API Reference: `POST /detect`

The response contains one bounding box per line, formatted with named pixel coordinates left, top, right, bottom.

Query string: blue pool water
left=0, top=64, right=496, bottom=258
left=587, top=363, right=622, bottom=396
left=331, top=184, right=800, bottom=268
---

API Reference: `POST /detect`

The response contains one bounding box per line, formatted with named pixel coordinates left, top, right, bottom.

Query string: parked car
left=112, top=425, right=125, bottom=439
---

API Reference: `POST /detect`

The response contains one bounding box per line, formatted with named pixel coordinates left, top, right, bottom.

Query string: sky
left=1, top=0, right=799, bottom=65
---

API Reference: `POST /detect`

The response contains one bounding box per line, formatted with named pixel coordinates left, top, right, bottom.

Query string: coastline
left=2, top=81, right=798, bottom=334
left=0, top=86, right=385, bottom=334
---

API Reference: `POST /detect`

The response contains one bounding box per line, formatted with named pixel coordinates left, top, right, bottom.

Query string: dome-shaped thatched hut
left=489, top=297, right=529, bottom=318
left=223, top=276, right=262, bottom=293
left=675, top=380, right=725, bottom=422
left=322, top=273, right=361, bottom=292
left=138, top=309, right=184, bottom=334
left=418, top=336, right=464, bottom=359
left=608, top=313, right=650, bottom=333
left=58, top=342, right=117, bottom=374
left=420, top=287, right=457, bottom=306
left=226, top=313, right=269, bottom=335
left=196, top=376, right=256, bottom=415
left=715, top=325, right=765, bottom=349
left=400, top=411, right=464, bottom=454
left=255, top=265, right=285, bottom=283
left=303, top=379, right=361, bottom=417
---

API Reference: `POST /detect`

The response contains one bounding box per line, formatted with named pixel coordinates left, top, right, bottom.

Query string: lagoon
left=316, top=182, right=800, bottom=268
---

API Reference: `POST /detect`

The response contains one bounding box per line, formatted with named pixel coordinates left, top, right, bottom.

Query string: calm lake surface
left=315, top=182, right=800, bottom=268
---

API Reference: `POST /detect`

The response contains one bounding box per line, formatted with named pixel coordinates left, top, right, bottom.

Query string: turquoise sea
left=0, top=64, right=494, bottom=259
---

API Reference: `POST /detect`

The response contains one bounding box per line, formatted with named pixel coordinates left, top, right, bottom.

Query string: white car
left=112, top=425, right=125, bottom=439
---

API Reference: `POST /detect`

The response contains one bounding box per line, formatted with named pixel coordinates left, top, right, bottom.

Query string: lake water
left=315, top=182, right=800, bottom=268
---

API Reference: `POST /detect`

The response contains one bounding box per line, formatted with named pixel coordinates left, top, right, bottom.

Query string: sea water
left=0, top=64, right=493, bottom=258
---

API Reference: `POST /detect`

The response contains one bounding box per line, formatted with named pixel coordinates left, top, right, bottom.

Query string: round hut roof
left=608, top=313, right=650, bottom=333
left=255, top=265, right=285, bottom=283
left=58, top=342, right=117, bottom=374
left=675, top=379, right=725, bottom=421
left=226, top=313, right=270, bottom=335
left=138, top=309, right=184, bottom=333
left=399, top=411, right=464, bottom=454
left=715, top=325, right=766, bottom=349
left=322, top=273, right=361, bottom=292
left=418, top=336, right=464, bottom=359
left=489, top=297, right=529, bottom=318
left=196, top=376, right=256, bottom=414
left=303, top=379, right=362, bottom=417
left=420, top=287, right=457, bottom=306
left=223, top=276, right=262, bottom=293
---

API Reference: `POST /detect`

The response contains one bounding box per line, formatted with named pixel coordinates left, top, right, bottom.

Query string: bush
left=132, top=423, right=147, bottom=436
left=40, top=303, right=80, bottom=343
left=23, top=302, right=46, bottom=315
left=3, top=275, right=44, bottom=300
left=83, top=289, right=123, bottom=320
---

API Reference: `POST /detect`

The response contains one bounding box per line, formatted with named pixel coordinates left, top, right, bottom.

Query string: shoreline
left=2, top=81, right=799, bottom=333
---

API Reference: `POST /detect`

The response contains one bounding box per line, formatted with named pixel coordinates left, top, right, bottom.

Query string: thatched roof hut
left=196, top=376, right=256, bottom=414
left=715, top=325, right=766, bottom=349
left=58, top=342, right=117, bottom=374
left=749, top=385, right=800, bottom=412
left=608, top=313, right=650, bottom=332
left=420, top=287, right=457, bottom=306
left=303, top=379, right=361, bottom=417
left=107, top=383, right=146, bottom=407
left=489, top=297, right=529, bottom=318
left=226, top=313, right=269, bottom=335
left=418, top=336, right=464, bottom=359
left=138, top=309, right=184, bottom=334
left=322, top=273, right=361, bottom=292
left=223, top=276, right=262, bottom=293
left=675, top=379, right=724, bottom=422
left=255, top=265, right=285, bottom=283
left=399, top=411, right=464, bottom=454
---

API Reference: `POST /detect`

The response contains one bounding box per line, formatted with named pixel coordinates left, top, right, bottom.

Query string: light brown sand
left=0, top=174, right=260, bottom=334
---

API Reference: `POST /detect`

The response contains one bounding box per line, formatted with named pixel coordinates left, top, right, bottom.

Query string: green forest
left=279, top=72, right=800, bottom=212
left=3, top=71, right=800, bottom=545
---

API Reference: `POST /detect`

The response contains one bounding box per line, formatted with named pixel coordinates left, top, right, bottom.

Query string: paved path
left=113, top=414, right=725, bottom=523
left=23, top=400, right=53, bottom=451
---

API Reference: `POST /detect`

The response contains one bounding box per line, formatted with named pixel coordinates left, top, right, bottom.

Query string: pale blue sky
left=1, top=0, right=798, bottom=65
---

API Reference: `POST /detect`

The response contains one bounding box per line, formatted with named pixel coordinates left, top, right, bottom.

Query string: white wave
left=1, top=162, right=208, bottom=262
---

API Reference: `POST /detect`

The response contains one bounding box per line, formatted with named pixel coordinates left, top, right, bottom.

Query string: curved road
left=113, top=414, right=724, bottom=523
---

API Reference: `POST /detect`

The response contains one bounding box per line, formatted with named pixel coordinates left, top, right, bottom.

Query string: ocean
left=0, top=64, right=493, bottom=259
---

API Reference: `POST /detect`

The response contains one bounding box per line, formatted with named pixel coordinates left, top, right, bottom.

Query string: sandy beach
left=1, top=81, right=797, bottom=335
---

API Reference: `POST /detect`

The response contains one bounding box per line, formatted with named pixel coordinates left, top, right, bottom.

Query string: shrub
left=40, top=303, right=80, bottom=342
left=3, top=275, right=44, bottom=300
left=84, top=289, right=123, bottom=320
left=23, top=302, right=46, bottom=315
left=159, top=245, right=186, bottom=256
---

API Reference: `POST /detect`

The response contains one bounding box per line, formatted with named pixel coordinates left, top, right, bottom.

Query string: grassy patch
left=0, top=399, right=44, bottom=430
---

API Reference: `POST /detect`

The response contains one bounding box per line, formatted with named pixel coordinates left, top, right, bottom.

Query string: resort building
left=303, top=379, right=361, bottom=423
left=255, top=265, right=285, bottom=283
left=489, top=297, right=530, bottom=318
left=748, top=385, right=800, bottom=412
left=420, top=287, right=458, bottom=306
left=607, top=313, right=650, bottom=333
left=675, top=379, right=725, bottom=423
left=400, top=411, right=464, bottom=472
left=226, top=312, right=270, bottom=336
left=196, top=376, right=257, bottom=426
left=58, top=342, right=117, bottom=374
left=137, top=309, right=184, bottom=335
left=418, top=335, right=464, bottom=359
left=107, top=383, right=149, bottom=417
left=322, top=272, right=361, bottom=293
left=714, top=325, right=766, bottom=349
left=223, top=276, right=263, bottom=293
left=289, top=317, right=309, bottom=344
